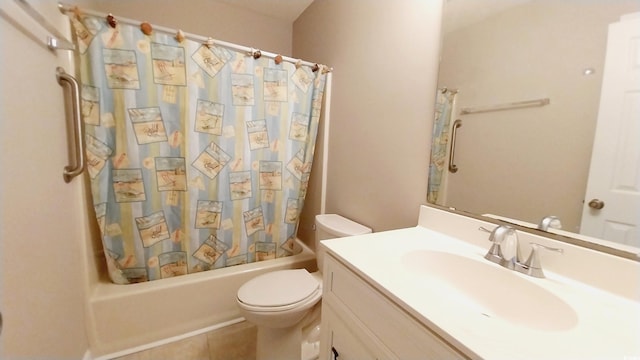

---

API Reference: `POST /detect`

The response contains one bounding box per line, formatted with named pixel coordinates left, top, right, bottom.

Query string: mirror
left=430, top=0, right=640, bottom=256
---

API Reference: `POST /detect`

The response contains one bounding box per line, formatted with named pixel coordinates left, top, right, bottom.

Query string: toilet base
left=255, top=328, right=320, bottom=360
left=301, top=312, right=321, bottom=360
left=256, top=325, right=302, bottom=360
left=302, top=339, right=320, bottom=360
left=254, top=305, right=321, bottom=360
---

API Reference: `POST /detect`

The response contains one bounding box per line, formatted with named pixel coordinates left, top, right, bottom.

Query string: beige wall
left=73, top=0, right=293, bottom=56
left=437, top=1, right=639, bottom=233
left=294, top=0, right=442, bottom=242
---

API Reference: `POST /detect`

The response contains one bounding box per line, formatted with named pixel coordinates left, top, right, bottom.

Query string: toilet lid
left=237, top=269, right=319, bottom=307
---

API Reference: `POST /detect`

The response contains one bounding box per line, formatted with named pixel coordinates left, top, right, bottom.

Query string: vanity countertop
left=322, top=223, right=640, bottom=359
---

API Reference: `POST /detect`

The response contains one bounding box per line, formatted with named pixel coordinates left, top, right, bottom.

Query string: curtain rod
left=57, top=2, right=332, bottom=72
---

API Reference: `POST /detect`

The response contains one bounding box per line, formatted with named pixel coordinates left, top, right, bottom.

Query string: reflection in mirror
left=429, top=0, right=640, bottom=253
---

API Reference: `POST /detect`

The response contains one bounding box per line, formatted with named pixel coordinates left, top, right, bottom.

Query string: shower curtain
left=71, top=13, right=327, bottom=284
left=428, top=90, right=456, bottom=204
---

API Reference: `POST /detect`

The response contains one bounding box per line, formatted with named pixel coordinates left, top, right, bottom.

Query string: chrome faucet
left=480, top=225, right=521, bottom=269
left=479, top=225, right=563, bottom=278
left=520, top=243, right=564, bottom=278
left=538, top=215, right=562, bottom=231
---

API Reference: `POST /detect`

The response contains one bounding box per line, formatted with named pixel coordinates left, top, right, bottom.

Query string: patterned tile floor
left=114, top=321, right=257, bottom=360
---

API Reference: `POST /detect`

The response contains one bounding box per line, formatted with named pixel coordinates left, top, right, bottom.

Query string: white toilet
left=236, top=214, right=371, bottom=360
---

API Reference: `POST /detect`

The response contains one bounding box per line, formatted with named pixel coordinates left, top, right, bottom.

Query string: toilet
left=236, top=214, right=371, bottom=360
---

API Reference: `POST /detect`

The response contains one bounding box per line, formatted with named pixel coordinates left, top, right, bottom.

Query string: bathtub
left=85, top=238, right=317, bottom=357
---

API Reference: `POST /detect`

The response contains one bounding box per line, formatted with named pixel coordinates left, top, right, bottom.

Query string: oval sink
left=402, top=250, right=578, bottom=331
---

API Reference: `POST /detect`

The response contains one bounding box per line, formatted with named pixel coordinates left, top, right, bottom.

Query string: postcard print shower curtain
left=71, top=14, right=327, bottom=284
left=428, top=90, right=455, bottom=204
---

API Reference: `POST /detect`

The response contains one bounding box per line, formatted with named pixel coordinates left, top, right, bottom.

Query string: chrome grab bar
left=56, top=67, right=85, bottom=183
left=448, top=119, right=462, bottom=173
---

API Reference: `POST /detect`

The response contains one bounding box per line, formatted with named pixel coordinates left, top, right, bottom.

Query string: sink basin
left=402, top=250, right=578, bottom=331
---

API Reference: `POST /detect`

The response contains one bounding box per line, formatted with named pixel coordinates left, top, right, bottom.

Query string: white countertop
left=322, top=225, right=640, bottom=359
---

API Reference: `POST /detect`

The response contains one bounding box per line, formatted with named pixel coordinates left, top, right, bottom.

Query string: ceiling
left=220, top=0, right=530, bottom=29
left=218, top=0, right=315, bottom=22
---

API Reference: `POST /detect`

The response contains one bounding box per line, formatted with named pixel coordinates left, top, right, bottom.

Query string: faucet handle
left=479, top=225, right=514, bottom=242
left=479, top=226, right=502, bottom=264
left=479, top=226, right=492, bottom=234
left=479, top=226, right=514, bottom=264
left=538, top=215, right=562, bottom=231
left=519, top=243, right=564, bottom=278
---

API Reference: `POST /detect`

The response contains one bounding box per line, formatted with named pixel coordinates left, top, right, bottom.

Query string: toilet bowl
left=236, top=214, right=371, bottom=360
left=237, top=269, right=322, bottom=329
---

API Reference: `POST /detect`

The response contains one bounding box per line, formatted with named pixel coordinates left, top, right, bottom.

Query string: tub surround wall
left=0, top=2, right=90, bottom=357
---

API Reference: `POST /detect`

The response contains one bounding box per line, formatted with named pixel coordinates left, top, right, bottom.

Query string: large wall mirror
left=430, top=0, right=640, bottom=255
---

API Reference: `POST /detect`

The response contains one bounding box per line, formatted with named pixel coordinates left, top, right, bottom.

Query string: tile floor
left=114, top=321, right=257, bottom=360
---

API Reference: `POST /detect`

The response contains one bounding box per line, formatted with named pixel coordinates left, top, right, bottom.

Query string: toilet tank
left=315, top=214, right=372, bottom=271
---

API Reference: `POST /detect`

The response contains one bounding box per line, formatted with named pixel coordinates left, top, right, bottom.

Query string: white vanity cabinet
left=319, top=253, right=467, bottom=360
left=318, top=206, right=640, bottom=359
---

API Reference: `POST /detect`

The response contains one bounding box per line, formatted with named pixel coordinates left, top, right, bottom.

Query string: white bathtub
left=85, top=239, right=317, bottom=357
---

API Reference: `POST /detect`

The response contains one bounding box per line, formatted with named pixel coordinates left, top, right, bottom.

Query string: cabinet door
left=322, top=254, right=467, bottom=359
left=323, top=305, right=379, bottom=360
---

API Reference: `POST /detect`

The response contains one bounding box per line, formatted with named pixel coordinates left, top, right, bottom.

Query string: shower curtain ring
left=71, top=6, right=83, bottom=20
left=106, top=13, right=117, bottom=28
left=176, top=29, right=185, bottom=43
left=140, top=22, right=153, bottom=35
left=246, top=48, right=261, bottom=59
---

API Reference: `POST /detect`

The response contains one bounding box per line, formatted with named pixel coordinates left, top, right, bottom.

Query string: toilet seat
left=237, top=269, right=321, bottom=312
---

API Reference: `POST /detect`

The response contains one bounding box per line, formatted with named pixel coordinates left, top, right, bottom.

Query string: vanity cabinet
left=320, top=253, right=467, bottom=360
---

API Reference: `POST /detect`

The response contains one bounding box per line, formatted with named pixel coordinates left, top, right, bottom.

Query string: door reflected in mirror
left=430, top=0, right=640, bottom=250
